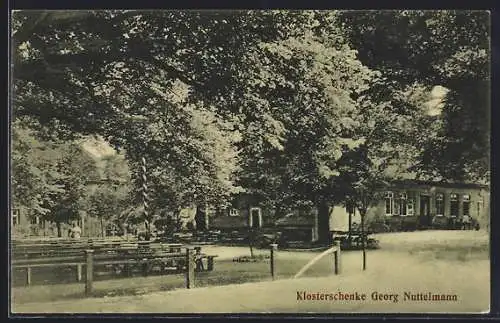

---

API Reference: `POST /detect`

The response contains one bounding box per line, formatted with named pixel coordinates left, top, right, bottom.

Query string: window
left=12, top=209, right=20, bottom=226
left=407, top=193, right=415, bottom=216
left=229, top=209, right=239, bottom=217
left=398, top=193, right=407, bottom=216
left=30, top=216, right=39, bottom=225
left=477, top=197, right=483, bottom=215
left=463, top=194, right=471, bottom=216
left=450, top=193, right=459, bottom=217
left=435, top=193, right=445, bottom=216
left=385, top=192, right=394, bottom=216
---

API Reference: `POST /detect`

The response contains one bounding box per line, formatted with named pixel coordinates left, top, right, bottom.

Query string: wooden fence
left=11, top=239, right=219, bottom=295
left=12, top=240, right=342, bottom=297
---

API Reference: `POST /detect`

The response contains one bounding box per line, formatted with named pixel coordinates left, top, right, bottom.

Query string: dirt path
left=12, top=230, right=490, bottom=314
left=12, top=251, right=489, bottom=314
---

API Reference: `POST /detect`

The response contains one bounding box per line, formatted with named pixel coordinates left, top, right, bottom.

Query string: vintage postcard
left=9, top=9, right=491, bottom=315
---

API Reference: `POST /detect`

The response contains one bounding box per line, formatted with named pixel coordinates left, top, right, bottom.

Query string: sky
left=425, top=85, right=449, bottom=116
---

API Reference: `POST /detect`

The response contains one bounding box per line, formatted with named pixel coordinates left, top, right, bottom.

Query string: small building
left=209, top=194, right=270, bottom=231
left=209, top=206, right=266, bottom=231
left=274, top=211, right=319, bottom=243
left=331, top=180, right=490, bottom=232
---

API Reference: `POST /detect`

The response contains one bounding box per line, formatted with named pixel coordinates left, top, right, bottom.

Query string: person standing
left=194, top=247, right=204, bottom=272
left=70, top=222, right=82, bottom=239
left=462, top=214, right=472, bottom=230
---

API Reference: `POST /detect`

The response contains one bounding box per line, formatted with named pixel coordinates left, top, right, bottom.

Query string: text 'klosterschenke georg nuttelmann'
left=296, top=291, right=459, bottom=303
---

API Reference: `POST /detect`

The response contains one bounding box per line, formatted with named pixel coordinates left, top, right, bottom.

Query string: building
left=209, top=180, right=490, bottom=241
left=10, top=138, right=122, bottom=239
left=274, top=211, right=319, bottom=243
left=209, top=194, right=269, bottom=231
left=11, top=207, right=106, bottom=239
left=331, top=180, right=490, bottom=232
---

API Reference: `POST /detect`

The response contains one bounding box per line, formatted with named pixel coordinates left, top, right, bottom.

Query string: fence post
left=76, top=264, right=82, bottom=282
left=85, top=249, right=94, bottom=296
left=207, top=257, right=214, bottom=271
left=185, top=248, right=195, bottom=289
left=26, top=267, right=32, bottom=286
left=334, top=240, right=341, bottom=275
left=270, top=243, right=278, bottom=280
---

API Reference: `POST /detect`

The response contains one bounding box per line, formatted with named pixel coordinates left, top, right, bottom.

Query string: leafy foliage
left=85, top=153, right=133, bottom=221
left=11, top=119, right=100, bottom=233
left=11, top=10, right=490, bottom=240
left=12, top=10, right=310, bottom=213
left=338, top=10, right=490, bottom=183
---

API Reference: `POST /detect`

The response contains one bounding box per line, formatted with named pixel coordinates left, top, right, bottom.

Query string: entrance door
left=419, top=195, right=431, bottom=228
left=250, top=208, right=262, bottom=228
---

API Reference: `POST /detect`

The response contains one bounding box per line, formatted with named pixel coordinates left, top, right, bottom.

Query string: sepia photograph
left=9, top=9, right=491, bottom=315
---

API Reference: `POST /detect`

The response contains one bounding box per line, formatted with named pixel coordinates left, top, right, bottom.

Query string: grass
left=11, top=253, right=340, bottom=304
left=11, top=230, right=490, bottom=313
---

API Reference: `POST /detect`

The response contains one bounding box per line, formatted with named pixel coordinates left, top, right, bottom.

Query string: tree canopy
left=11, top=10, right=490, bottom=239
left=338, top=10, right=490, bottom=183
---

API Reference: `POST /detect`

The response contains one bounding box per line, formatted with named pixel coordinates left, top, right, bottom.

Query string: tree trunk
left=56, top=221, right=62, bottom=238
left=361, top=211, right=366, bottom=271
left=100, top=217, right=105, bottom=237
left=348, top=211, right=352, bottom=232
left=249, top=239, right=255, bottom=258
left=316, top=200, right=331, bottom=245
left=195, top=207, right=206, bottom=231
left=248, top=228, right=255, bottom=258
left=274, top=204, right=283, bottom=224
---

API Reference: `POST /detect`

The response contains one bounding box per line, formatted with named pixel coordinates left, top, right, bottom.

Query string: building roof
left=211, top=216, right=248, bottom=229
left=392, top=179, right=489, bottom=190
left=275, top=215, right=314, bottom=227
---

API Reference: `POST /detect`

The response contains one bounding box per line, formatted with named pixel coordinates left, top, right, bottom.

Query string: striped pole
left=141, top=157, right=149, bottom=235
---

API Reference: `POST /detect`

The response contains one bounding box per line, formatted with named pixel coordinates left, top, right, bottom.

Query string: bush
left=232, top=254, right=270, bottom=262
left=385, top=217, right=402, bottom=232
left=431, top=216, right=450, bottom=229
left=367, top=221, right=390, bottom=233
left=400, top=216, right=418, bottom=231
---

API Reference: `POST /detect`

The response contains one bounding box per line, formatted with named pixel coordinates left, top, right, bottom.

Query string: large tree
left=12, top=10, right=470, bottom=243
left=11, top=10, right=321, bottom=223
left=338, top=10, right=490, bottom=183
left=231, top=12, right=439, bottom=244
left=230, top=13, right=394, bottom=243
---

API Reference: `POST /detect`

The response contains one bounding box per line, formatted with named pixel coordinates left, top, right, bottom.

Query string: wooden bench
left=12, top=241, right=183, bottom=257
left=11, top=243, right=216, bottom=292
left=12, top=249, right=188, bottom=284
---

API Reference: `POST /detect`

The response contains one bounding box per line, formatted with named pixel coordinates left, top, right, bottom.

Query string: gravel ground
left=11, top=230, right=490, bottom=314
left=12, top=254, right=489, bottom=314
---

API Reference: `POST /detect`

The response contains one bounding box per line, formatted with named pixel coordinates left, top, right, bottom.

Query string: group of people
left=455, top=214, right=478, bottom=230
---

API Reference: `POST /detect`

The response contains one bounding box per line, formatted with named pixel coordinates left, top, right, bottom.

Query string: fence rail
left=12, top=241, right=342, bottom=297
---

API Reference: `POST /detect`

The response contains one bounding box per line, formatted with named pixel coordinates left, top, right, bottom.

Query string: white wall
left=329, top=205, right=362, bottom=232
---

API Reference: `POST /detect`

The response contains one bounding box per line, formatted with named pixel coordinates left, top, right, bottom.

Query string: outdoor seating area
left=11, top=238, right=218, bottom=293
left=332, top=231, right=380, bottom=251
